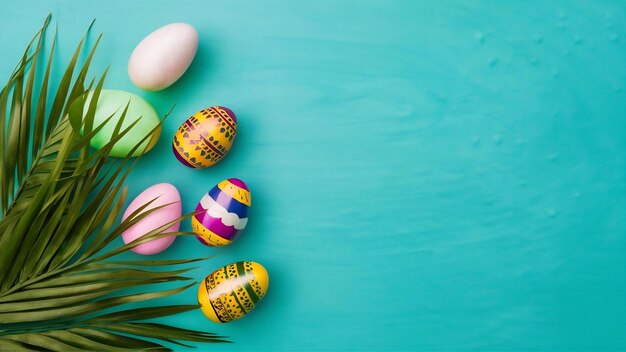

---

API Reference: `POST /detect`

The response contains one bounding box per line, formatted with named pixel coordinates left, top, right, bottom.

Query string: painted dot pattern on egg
left=172, top=106, right=237, bottom=168
left=199, top=261, right=269, bottom=323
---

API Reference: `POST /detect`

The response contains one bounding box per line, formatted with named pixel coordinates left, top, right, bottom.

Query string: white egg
left=128, top=23, right=198, bottom=91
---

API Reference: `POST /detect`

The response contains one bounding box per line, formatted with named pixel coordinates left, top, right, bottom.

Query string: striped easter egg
left=192, top=178, right=250, bottom=246
left=198, top=261, right=269, bottom=323
left=172, top=106, right=237, bottom=168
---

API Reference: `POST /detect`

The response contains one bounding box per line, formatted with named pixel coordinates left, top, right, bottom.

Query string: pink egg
left=121, top=183, right=182, bottom=255
left=128, top=23, right=198, bottom=91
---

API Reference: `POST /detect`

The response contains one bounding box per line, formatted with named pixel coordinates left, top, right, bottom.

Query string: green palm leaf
left=0, top=15, right=226, bottom=351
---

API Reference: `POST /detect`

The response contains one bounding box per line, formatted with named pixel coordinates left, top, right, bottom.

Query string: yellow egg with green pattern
left=198, top=261, right=269, bottom=323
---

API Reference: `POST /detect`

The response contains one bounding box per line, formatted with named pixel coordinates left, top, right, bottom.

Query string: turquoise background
left=2, top=1, right=626, bottom=350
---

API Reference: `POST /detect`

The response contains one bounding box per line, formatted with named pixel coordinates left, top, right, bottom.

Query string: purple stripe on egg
left=194, top=203, right=206, bottom=223
left=218, top=106, right=237, bottom=123
left=202, top=214, right=240, bottom=240
left=172, top=144, right=195, bottom=168
left=227, top=178, right=248, bottom=191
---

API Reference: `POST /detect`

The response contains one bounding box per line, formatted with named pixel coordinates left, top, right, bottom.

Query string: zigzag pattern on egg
left=200, top=196, right=249, bottom=230
left=172, top=106, right=237, bottom=168
left=192, top=178, right=251, bottom=246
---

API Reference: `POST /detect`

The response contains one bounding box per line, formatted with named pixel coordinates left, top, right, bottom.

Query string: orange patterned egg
left=172, top=106, right=237, bottom=168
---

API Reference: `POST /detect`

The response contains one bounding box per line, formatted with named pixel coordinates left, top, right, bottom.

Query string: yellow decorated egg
left=172, top=106, right=237, bottom=168
left=198, top=261, right=269, bottom=323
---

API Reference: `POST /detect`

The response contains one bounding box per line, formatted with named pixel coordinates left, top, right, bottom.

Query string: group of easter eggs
left=90, top=23, right=267, bottom=324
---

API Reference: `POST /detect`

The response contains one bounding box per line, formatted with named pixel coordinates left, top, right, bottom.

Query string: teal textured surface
left=1, top=1, right=625, bottom=350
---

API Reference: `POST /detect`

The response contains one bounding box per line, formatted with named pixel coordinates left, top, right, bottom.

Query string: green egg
left=84, top=89, right=161, bottom=157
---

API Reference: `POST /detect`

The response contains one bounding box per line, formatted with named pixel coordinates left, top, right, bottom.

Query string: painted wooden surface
left=1, top=1, right=625, bottom=350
